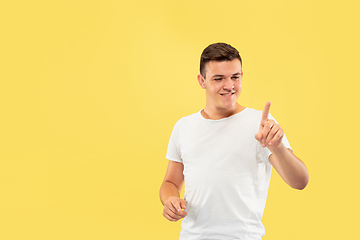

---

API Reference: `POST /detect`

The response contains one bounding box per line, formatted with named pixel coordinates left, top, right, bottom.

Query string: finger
left=180, top=199, right=187, bottom=210
left=165, top=206, right=187, bottom=219
left=165, top=200, right=182, bottom=218
left=261, top=102, right=271, bottom=125
left=170, top=198, right=182, bottom=212
left=163, top=211, right=180, bottom=222
left=264, top=123, right=280, bottom=146
left=178, top=210, right=188, bottom=218
left=176, top=200, right=188, bottom=218
left=255, top=132, right=263, bottom=142
left=261, top=120, right=275, bottom=144
left=169, top=199, right=187, bottom=218
left=268, top=129, right=284, bottom=146
left=166, top=207, right=187, bottom=219
left=170, top=210, right=187, bottom=220
left=166, top=205, right=181, bottom=216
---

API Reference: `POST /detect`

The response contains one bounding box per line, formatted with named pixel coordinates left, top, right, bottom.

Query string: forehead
left=205, top=59, right=242, bottom=76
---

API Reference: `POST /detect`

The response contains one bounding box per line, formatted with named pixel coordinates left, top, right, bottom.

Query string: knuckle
left=163, top=209, right=168, bottom=217
left=164, top=202, right=171, bottom=209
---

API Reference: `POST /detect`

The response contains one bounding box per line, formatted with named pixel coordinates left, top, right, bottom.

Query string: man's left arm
left=268, top=146, right=308, bottom=190
left=255, top=102, right=309, bottom=190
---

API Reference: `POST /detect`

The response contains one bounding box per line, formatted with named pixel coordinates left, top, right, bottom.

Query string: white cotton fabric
left=166, top=107, right=292, bottom=240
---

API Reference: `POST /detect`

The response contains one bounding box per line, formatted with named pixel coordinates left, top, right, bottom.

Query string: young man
left=160, top=43, right=309, bottom=240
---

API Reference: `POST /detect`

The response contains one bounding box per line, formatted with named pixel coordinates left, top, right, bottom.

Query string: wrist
left=268, top=142, right=287, bottom=155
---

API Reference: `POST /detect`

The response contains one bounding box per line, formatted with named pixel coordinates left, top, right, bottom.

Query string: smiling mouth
left=220, top=92, right=235, bottom=96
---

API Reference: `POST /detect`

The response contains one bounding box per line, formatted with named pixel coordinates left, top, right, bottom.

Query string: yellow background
left=0, top=0, right=359, bottom=239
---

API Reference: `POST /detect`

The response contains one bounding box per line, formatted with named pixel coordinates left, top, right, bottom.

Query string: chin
left=221, top=102, right=237, bottom=110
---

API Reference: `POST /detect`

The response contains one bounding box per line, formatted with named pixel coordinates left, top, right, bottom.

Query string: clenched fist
left=163, top=196, right=187, bottom=222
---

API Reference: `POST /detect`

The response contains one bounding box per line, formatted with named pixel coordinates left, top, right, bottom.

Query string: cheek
left=208, top=83, right=222, bottom=92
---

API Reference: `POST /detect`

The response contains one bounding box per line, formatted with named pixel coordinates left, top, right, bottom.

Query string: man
left=160, top=42, right=309, bottom=240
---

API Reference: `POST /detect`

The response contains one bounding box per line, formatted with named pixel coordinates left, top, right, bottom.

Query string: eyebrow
left=211, top=72, right=241, bottom=78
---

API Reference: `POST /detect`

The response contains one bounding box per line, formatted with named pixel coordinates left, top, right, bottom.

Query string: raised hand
left=255, top=102, right=284, bottom=150
left=163, top=196, right=187, bottom=222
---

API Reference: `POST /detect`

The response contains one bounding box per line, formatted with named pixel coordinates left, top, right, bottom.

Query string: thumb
left=255, top=132, right=263, bottom=142
left=180, top=199, right=187, bottom=210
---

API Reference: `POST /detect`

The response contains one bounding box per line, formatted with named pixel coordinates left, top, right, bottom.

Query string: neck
left=202, top=103, right=245, bottom=120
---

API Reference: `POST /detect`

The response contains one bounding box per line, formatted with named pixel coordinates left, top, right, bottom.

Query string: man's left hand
left=255, top=102, right=285, bottom=151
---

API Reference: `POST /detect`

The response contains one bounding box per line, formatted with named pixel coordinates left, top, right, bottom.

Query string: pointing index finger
left=261, top=101, right=271, bottom=124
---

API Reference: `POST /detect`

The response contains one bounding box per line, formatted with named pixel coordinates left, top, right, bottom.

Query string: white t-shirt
left=166, top=108, right=292, bottom=240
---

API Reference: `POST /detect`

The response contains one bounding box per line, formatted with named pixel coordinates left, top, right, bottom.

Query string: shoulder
left=243, top=107, right=262, bottom=116
left=173, top=111, right=201, bottom=128
left=242, top=107, right=277, bottom=120
left=238, top=107, right=263, bottom=122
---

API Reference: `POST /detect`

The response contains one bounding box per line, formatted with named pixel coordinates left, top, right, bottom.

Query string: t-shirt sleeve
left=165, top=120, right=183, bottom=163
left=258, top=113, right=292, bottom=163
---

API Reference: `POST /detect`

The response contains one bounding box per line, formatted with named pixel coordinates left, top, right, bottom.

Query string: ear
left=197, top=74, right=206, bottom=89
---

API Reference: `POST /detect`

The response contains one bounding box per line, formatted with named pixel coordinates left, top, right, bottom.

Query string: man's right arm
left=160, top=160, right=187, bottom=221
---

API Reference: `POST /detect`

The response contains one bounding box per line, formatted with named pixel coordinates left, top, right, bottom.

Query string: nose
left=223, top=77, right=234, bottom=90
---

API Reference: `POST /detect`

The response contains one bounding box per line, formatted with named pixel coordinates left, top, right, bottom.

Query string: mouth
left=220, top=92, right=235, bottom=96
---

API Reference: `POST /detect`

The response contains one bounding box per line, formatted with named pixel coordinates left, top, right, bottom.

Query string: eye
left=232, top=76, right=239, bottom=80
left=214, top=78, right=222, bottom=81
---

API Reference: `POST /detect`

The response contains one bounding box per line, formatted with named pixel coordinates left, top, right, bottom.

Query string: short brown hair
left=200, top=42, right=242, bottom=78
